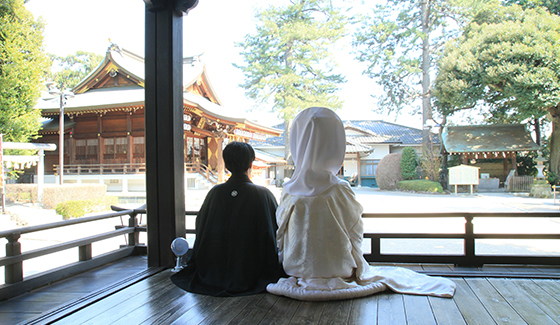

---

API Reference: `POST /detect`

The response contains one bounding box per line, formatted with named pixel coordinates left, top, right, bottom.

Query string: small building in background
left=252, top=120, right=439, bottom=187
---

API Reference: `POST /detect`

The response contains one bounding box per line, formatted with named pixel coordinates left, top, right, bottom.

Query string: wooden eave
left=73, top=57, right=144, bottom=95
left=41, top=105, right=144, bottom=117
left=184, top=76, right=219, bottom=105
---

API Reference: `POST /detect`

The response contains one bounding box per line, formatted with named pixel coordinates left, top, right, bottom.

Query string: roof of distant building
left=251, top=120, right=438, bottom=147
left=442, top=124, right=540, bottom=153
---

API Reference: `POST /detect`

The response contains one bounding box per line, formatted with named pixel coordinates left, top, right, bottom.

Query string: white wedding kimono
left=267, top=180, right=456, bottom=301
left=266, top=107, right=456, bottom=301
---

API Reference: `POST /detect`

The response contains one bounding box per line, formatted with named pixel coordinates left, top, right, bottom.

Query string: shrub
left=400, top=147, right=419, bottom=180
left=398, top=180, right=443, bottom=193
left=56, top=195, right=119, bottom=220
left=376, top=153, right=403, bottom=190
left=5, top=184, right=38, bottom=203
left=42, top=184, right=107, bottom=209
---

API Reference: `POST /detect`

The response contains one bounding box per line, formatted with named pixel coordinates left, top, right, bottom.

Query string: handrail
left=360, top=211, right=560, bottom=267
left=0, top=210, right=134, bottom=238
left=56, top=163, right=146, bottom=175
left=182, top=211, right=560, bottom=267
left=185, top=162, right=218, bottom=185
left=0, top=207, right=144, bottom=301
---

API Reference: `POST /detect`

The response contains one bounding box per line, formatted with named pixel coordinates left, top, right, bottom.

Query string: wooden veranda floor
left=2, top=256, right=560, bottom=325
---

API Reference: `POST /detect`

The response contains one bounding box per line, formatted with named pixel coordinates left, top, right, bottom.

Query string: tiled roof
left=442, top=124, right=540, bottom=153
left=251, top=120, right=438, bottom=147
left=346, top=141, right=373, bottom=154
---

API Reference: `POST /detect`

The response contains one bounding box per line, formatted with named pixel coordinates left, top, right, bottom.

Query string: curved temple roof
left=36, top=43, right=280, bottom=138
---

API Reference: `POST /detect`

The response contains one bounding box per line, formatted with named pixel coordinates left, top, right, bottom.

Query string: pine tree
left=235, top=0, right=347, bottom=167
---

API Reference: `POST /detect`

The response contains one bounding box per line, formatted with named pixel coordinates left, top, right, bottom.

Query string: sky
left=25, top=0, right=422, bottom=128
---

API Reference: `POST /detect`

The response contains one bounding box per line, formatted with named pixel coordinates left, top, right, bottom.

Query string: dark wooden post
left=463, top=215, right=476, bottom=267
left=5, top=233, right=23, bottom=284
left=144, top=0, right=197, bottom=267
left=128, top=211, right=140, bottom=248
left=79, top=244, right=92, bottom=261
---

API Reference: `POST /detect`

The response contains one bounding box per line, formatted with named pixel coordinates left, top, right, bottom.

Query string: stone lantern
left=535, top=152, right=546, bottom=179
left=530, top=151, right=552, bottom=198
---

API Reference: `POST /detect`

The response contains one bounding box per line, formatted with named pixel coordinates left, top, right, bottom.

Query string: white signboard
left=449, top=164, right=480, bottom=194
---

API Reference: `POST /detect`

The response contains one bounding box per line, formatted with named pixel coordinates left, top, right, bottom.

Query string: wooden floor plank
left=318, top=299, right=352, bottom=325
left=4, top=259, right=560, bottom=325
left=403, top=295, right=437, bottom=325
left=168, top=294, right=227, bottom=325
left=229, top=294, right=280, bottom=325
left=421, top=264, right=453, bottom=272
left=518, top=279, right=560, bottom=324
left=348, top=295, right=378, bottom=325
left=198, top=294, right=263, bottom=325
left=53, top=271, right=174, bottom=325
left=140, top=293, right=218, bottom=325
left=0, top=311, right=40, bottom=325
left=464, top=278, right=527, bottom=325
left=428, top=295, right=467, bottom=325
left=287, top=300, right=325, bottom=325
left=534, top=279, right=560, bottom=297
left=258, top=296, right=300, bottom=325
left=488, top=278, right=557, bottom=325
left=451, top=278, right=497, bottom=325
left=377, top=293, right=406, bottom=325
left=0, top=255, right=149, bottom=324
left=121, top=286, right=212, bottom=325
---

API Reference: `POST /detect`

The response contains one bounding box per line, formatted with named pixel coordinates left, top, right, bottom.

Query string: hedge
left=6, top=184, right=107, bottom=209
left=56, top=195, right=119, bottom=220
left=398, top=179, right=443, bottom=193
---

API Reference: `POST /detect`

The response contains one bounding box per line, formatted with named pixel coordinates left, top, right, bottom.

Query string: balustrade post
left=5, top=233, right=23, bottom=284
left=463, top=215, right=476, bottom=266
left=128, top=212, right=140, bottom=247
left=79, top=244, right=92, bottom=261
left=371, top=236, right=381, bottom=259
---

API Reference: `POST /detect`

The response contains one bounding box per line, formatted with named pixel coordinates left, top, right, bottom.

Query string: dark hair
left=223, top=141, right=255, bottom=174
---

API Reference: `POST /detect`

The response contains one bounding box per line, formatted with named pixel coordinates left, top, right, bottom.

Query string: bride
left=266, top=107, right=456, bottom=301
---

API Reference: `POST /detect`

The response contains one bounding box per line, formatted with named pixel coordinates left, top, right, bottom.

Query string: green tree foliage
left=234, top=0, right=347, bottom=122
left=352, top=0, right=491, bottom=116
left=433, top=3, right=560, bottom=177
left=400, top=146, right=419, bottom=180
left=0, top=0, right=49, bottom=142
left=49, top=51, right=103, bottom=90
left=503, top=0, right=560, bottom=16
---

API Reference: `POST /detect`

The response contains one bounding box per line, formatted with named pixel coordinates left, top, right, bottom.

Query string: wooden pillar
left=356, top=153, right=362, bottom=186
left=97, top=115, right=103, bottom=165
left=503, top=153, right=509, bottom=176
left=145, top=0, right=197, bottom=267
left=512, top=152, right=518, bottom=173
left=217, top=137, right=224, bottom=183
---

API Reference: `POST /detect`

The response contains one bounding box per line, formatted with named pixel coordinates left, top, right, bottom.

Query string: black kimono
left=171, top=173, right=285, bottom=296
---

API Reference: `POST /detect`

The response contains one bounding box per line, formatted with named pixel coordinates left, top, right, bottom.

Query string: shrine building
left=32, top=43, right=281, bottom=196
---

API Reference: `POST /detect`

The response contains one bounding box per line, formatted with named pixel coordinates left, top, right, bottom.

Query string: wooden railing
left=0, top=207, right=145, bottom=301
left=360, top=212, right=560, bottom=267
left=185, top=163, right=218, bottom=185
left=58, top=163, right=218, bottom=185
left=506, top=175, right=534, bottom=192
left=59, top=163, right=146, bottom=175
left=189, top=211, right=560, bottom=268
left=3, top=209, right=559, bottom=301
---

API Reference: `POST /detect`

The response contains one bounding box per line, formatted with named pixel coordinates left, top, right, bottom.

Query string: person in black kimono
left=171, top=141, right=284, bottom=296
